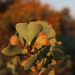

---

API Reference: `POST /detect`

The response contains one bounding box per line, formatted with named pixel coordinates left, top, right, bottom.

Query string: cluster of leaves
left=0, top=0, right=74, bottom=74
left=0, top=0, right=61, bottom=55
left=1, top=21, right=70, bottom=75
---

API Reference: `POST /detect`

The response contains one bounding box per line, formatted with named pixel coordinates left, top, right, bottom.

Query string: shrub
left=1, top=21, right=70, bottom=75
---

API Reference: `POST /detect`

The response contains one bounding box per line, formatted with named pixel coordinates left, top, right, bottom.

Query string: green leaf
left=16, top=22, right=42, bottom=45
left=35, top=21, right=56, bottom=38
left=51, top=49, right=65, bottom=60
left=59, top=55, right=70, bottom=68
left=24, top=54, right=38, bottom=70
left=28, top=22, right=42, bottom=45
left=42, top=26, right=56, bottom=39
left=35, top=21, right=48, bottom=27
left=1, top=44, right=23, bottom=56
left=49, top=38, right=56, bottom=46
left=37, top=45, right=51, bottom=60
left=16, top=23, right=28, bottom=42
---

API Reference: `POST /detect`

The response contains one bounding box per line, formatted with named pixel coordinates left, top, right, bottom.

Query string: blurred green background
left=0, top=0, right=75, bottom=75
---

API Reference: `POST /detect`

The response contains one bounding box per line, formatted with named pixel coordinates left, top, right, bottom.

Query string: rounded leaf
left=49, top=38, right=56, bottom=46
left=59, top=55, right=70, bottom=68
left=42, top=26, right=56, bottom=39
left=35, top=21, right=48, bottom=27
left=16, top=22, right=42, bottom=45
left=24, top=54, right=38, bottom=70
left=1, top=44, right=23, bottom=56
left=51, top=49, right=65, bottom=60
left=32, top=32, right=49, bottom=48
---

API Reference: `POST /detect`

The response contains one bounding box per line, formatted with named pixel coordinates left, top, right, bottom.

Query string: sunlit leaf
left=35, top=45, right=43, bottom=50
left=28, top=22, right=42, bottom=45
left=42, top=26, right=56, bottom=39
left=35, top=21, right=56, bottom=38
left=32, top=32, right=49, bottom=48
left=10, top=35, right=22, bottom=46
left=24, top=54, right=38, bottom=70
left=16, top=23, right=28, bottom=43
left=16, top=22, right=42, bottom=45
left=35, top=21, right=48, bottom=27
left=1, top=44, right=23, bottom=56
left=49, top=38, right=56, bottom=46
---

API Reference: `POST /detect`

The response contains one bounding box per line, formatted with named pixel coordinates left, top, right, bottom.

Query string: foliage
left=0, top=0, right=61, bottom=54
left=1, top=21, right=70, bottom=75
left=0, top=0, right=75, bottom=75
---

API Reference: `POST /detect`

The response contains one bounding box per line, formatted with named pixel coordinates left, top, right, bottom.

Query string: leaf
left=35, top=21, right=56, bottom=41
left=42, top=26, right=56, bottom=39
left=1, top=44, right=23, bottom=56
left=35, top=45, right=43, bottom=50
left=37, top=45, right=51, bottom=60
left=51, top=49, right=65, bottom=60
left=28, top=22, right=42, bottom=45
left=35, top=21, right=48, bottom=27
left=49, top=38, right=56, bottom=46
left=32, top=32, right=49, bottom=48
left=59, top=55, right=70, bottom=68
left=24, top=54, right=38, bottom=70
left=15, top=32, right=27, bottom=46
left=16, top=22, right=42, bottom=45
left=16, top=23, right=28, bottom=42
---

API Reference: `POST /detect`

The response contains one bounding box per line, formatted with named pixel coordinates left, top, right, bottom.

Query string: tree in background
left=57, top=7, right=75, bottom=75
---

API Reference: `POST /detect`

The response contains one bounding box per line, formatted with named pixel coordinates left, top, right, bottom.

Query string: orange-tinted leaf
left=32, top=32, right=49, bottom=48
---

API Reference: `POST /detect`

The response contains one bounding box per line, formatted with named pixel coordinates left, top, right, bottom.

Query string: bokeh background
left=0, top=0, right=75, bottom=75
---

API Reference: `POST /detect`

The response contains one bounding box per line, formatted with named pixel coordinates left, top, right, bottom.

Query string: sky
left=41, top=0, right=75, bottom=18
